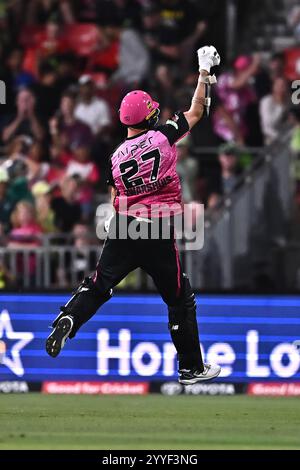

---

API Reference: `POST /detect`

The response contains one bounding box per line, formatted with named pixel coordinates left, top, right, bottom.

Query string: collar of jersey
left=126, top=130, right=148, bottom=140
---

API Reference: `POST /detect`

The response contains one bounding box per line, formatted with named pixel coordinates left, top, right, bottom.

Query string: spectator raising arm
left=2, top=89, right=45, bottom=143
left=2, top=115, right=24, bottom=144
left=231, top=54, right=261, bottom=90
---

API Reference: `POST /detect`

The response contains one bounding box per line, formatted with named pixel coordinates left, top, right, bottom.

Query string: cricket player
left=46, top=46, right=221, bottom=385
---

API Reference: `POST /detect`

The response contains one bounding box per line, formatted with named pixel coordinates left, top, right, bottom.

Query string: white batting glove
left=197, top=45, right=221, bottom=73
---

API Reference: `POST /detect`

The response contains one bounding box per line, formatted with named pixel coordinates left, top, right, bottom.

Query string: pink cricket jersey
left=109, top=112, right=189, bottom=218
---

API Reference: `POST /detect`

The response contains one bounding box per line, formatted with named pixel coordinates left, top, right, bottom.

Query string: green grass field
left=0, top=394, right=299, bottom=450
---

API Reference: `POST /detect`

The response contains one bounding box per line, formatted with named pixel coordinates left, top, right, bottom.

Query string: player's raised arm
left=184, top=46, right=221, bottom=130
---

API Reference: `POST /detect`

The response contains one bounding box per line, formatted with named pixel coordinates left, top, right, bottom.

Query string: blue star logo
left=0, top=310, right=34, bottom=377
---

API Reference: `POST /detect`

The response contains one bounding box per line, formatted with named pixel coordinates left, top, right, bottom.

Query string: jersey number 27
left=119, top=149, right=161, bottom=190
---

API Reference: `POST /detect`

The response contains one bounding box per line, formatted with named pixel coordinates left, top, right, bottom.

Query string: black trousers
left=64, top=215, right=204, bottom=371
left=94, top=232, right=182, bottom=307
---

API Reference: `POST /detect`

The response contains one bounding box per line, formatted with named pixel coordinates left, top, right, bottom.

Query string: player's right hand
left=197, top=45, right=221, bottom=73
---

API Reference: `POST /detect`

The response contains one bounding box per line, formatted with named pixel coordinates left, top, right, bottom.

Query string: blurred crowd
left=0, top=0, right=300, bottom=281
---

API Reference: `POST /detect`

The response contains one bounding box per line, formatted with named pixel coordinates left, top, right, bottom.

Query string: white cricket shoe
left=178, top=363, right=221, bottom=385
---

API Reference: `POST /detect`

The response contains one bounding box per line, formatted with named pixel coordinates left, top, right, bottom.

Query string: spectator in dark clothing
left=251, top=53, right=286, bottom=103
left=51, top=175, right=82, bottom=232
left=3, top=47, right=35, bottom=92
left=143, top=0, right=206, bottom=68
left=95, top=0, right=142, bottom=29
left=142, top=2, right=161, bottom=60
left=5, top=0, right=27, bottom=43
left=55, top=53, right=78, bottom=92
left=2, top=87, right=45, bottom=144
left=26, top=0, right=75, bottom=25
left=269, top=52, right=286, bottom=83
left=158, top=0, right=197, bottom=46
left=207, top=142, right=243, bottom=207
left=35, top=62, right=62, bottom=120
left=149, top=64, right=177, bottom=122
left=49, top=90, right=93, bottom=153
left=73, top=0, right=99, bottom=23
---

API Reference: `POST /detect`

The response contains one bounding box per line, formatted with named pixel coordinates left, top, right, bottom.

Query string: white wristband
left=199, top=74, right=217, bottom=85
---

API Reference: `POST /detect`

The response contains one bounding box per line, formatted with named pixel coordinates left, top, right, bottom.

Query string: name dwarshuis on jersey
left=124, top=176, right=172, bottom=196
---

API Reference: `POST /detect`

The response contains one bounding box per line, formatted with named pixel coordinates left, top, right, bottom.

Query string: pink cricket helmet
left=119, top=90, right=160, bottom=126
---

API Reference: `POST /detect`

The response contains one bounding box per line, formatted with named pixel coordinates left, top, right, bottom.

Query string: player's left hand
left=197, top=45, right=221, bottom=73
